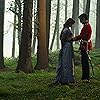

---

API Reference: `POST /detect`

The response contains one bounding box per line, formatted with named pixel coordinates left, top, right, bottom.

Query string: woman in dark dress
left=55, top=18, right=75, bottom=85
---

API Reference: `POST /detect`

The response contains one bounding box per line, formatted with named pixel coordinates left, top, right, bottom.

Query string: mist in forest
left=4, top=0, right=97, bottom=57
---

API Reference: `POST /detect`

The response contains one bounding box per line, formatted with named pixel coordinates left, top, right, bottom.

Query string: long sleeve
left=73, top=23, right=92, bottom=41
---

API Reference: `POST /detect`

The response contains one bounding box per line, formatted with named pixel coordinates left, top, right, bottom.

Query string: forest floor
left=0, top=49, right=100, bottom=100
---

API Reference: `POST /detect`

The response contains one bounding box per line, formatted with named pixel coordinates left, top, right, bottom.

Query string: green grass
left=0, top=48, right=100, bottom=100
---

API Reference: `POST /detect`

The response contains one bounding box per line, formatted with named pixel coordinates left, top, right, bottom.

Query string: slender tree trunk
left=46, top=0, right=51, bottom=49
left=83, top=0, right=87, bottom=13
left=57, top=22, right=59, bottom=49
left=17, top=0, right=22, bottom=51
left=16, top=0, right=33, bottom=73
left=72, top=0, right=79, bottom=44
left=35, top=0, right=48, bottom=70
left=0, top=0, right=5, bottom=68
left=12, top=1, right=17, bottom=58
left=65, top=0, right=67, bottom=20
left=50, top=0, right=60, bottom=50
left=95, top=0, right=100, bottom=48
left=57, top=0, right=60, bottom=50
left=32, top=0, right=38, bottom=53
left=85, top=0, right=91, bottom=18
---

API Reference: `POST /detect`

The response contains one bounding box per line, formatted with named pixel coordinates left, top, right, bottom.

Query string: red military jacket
left=74, top=22, right=92, bottom=51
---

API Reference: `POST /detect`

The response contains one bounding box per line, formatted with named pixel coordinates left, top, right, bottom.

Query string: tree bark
left=32, top=0, right=38, bottom=53
left=0, top=0, right=5, bottom=68
left=46, top=0, right=51, bottom=49
left=17, top=0, right=22, bottom=51
left=16, top=0, right=33, bottom=73
left=35, top=0, right=48, bottom=70
left=72, top=0, right=79, bottom=44
left=12, top=1, right=17, bottom=58
left=85, top=0, right=91, bottom=18
left=50, top=0, right=60, bottom=50
left=95, top=0, right=100, bottom=48
left=57, top=22, right=59, bottom=49
left=83, top=0, right=87, bottom=13
left=65, top=0, right=67, bottom=20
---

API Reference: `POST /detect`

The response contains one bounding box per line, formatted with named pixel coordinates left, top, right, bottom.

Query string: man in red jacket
left=72, top=13, right=92, bottom=82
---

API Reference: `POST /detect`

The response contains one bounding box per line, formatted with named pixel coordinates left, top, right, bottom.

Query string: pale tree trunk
left=72, top=0, right=79, bottom=44
left=65, top=0, right=67, bottom=20
left=8, top=0, right=22, bottom=51
left=9, top=0, right=23, bottom=57
left=16, top=0, right=33, bottom=73
left=95, top=0, right=100, bottom=48
left=35, top=0, right=48, bottom=70
left=32, top=0, right=38, bottom=53
left=0, top=0, right=5, bottom=68
left=83, top=0, right=87, bottom=13
left=85, top=0, right=91, bottom=18
left=50, top=0, right=60, bottom=50
left=12, top=1, right=17, bottom=58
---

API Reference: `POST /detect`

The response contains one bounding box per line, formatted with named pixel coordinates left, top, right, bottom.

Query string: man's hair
left=78, top=13, right=89, bottom=20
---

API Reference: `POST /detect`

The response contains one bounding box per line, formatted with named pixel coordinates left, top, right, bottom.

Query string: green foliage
left=0, top=68, right=100, bottom=100
left=0, top=48, right=100, bottom=99
left=4, top=57, right=18, bottom=68
left=90, top=48, right=100, bottom=66
left=48, top=50, right=59, bottom=71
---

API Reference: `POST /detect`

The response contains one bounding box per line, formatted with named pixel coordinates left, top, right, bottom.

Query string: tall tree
left=56, top=22, right=59, bottom=49
left=9, top=0, right=23, bottom=56
left=46, top=0, right=51, bottom=49
left=12, top=0, right=17, bottom=58
left=95, top=0, right=100, bottom=48
left=50, top=0, right=60, bottom=50
left=17, top=0, right=22, bottom=49
left=83, top=0, right=87, bottom=13
left=16, top=0, right=33, bottom=73
left=65, top=0, right=68, bottom=20
left=0, top=0, right=5, bottom=68
left=32, top=0, right=38, bottom=53
left=85, top=0, right=91, bottom=18
left=35, top=0, right=48, bottom=70
left=72, top=0, right=79, bottom=43
left=56, top=0, right=60, bottom=50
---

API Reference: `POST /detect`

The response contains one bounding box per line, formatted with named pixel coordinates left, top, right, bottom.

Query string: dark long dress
left=55, top=27, right=75, bottom=84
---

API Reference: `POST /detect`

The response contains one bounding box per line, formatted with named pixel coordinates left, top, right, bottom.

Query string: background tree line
left=0, top=0, right=100, bottom=73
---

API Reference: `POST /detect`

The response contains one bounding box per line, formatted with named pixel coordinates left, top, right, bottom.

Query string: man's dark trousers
left=81, top=50, right=89, bottom=80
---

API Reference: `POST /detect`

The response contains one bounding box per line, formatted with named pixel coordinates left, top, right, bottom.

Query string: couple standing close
left=54, top=13, right=92, bottom=85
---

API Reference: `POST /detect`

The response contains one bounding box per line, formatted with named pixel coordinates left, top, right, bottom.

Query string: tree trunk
left=57, top=0, right=60, bottom=50
left=50, top=0, right=60, bottom=50
left=46, top=0, right=51, bottom=49
left=16, top=0, right=33, bottom=73
left=0, top=0, right=5, bottom=68
left=95, top=0, right=100, bottom=48
left=72, top=0, right=79, bottom=44
left=83, top=0, right=87, bottom=13
left=65, top=0, right=67, bottom=20
left=35, top=0, right=48, bottom=70
left=32, top=0, right=38, bottom=53
left=57, top=22, right=59, bottom=49
left=17, top=0, right=22, bottom=51
left=32, top=34, right=37, bottom=54
left=85, top=0, right=91, bottom=18
left=12, top=1, right=17, bottom=58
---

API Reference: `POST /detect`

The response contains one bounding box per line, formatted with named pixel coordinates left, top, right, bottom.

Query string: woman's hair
left=64, top=18, right=75, bottom=27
